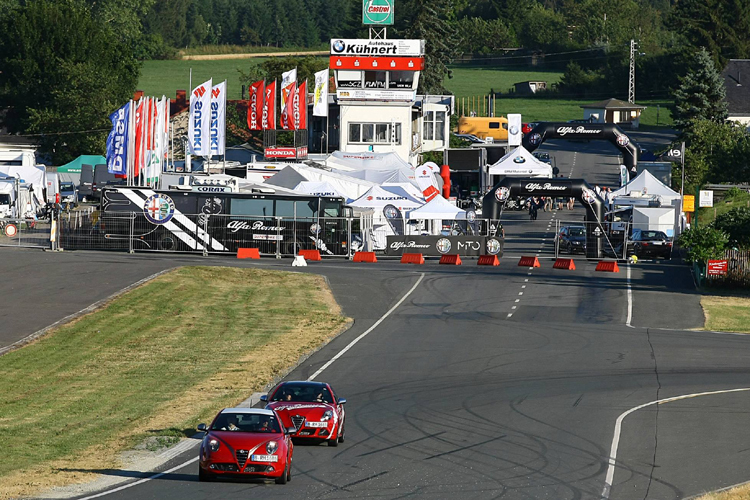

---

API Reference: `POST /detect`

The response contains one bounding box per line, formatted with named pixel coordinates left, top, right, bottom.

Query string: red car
left=197, top=408, right=294, bottom=483
left=261, top=381, right=347, bottom=447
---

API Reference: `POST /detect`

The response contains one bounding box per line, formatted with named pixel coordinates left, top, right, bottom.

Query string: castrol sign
left=362, top=0, right=394, bottom=25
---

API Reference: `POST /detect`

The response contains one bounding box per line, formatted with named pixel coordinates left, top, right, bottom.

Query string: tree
left=713, top=207, right=750, bottom=249
left=0, top=0, right=141, bottom=164
left=678, top=226, right=729, bottom=263
left=398, top=0, right=461, bottom=94
left=672, top=47, right=728, bottom=133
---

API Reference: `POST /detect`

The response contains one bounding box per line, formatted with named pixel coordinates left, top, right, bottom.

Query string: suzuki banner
left=280, top=82, right=296, bottom=130
left=415, top=162, right=440, bottom=201
left=293, top=80, right=307, bottom=130
left=210, top=81, right=226, bottom=156
left=106, top=102, right=130, bottom=175
left=313, top=69, right=328, bottom=117
left=263, top=80, right=276, bottom=130
left=189, top=79, right=212, bottom=156
left=247, top=80, right=264, bottom=130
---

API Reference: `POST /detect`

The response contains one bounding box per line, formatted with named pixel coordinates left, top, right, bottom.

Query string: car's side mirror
left=338, top=398, right=347, bottom=405
left=197, top=423, right=207, bottom=432
left=259, top=394, right=268, bottom=403
left=286, top=426, right=297, bottom=434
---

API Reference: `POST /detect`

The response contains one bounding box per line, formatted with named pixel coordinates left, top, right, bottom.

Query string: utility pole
left=628, top=39, right=636, bottom=103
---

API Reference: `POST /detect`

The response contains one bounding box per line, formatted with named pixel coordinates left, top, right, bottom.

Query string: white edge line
left=76, top=457, right=199, bottom=500
left=307, top=272, right=425, bottom=381
left=601, top=387, right=750, bottom=499
left=626, top=263, right=634, bottom=328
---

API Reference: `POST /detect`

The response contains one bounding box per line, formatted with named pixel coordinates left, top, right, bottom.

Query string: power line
left=3, top=128, right=110, bottom=137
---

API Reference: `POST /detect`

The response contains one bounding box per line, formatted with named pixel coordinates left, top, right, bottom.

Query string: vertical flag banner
left=125, top=100, right=135, bottom=182
left=134, top=99, right=145, bottom=179
left=263, top=80, right=277, bottom=130
left=247, top=80, right=264, bottom=130
left=105, top=102, right=130, bottom=175
left=210, top=81, right=227, bottom=157
left=313, top=69, right=329, bottom=117
left=294, top=80, right=307, bottom=130
left=281, top=82, right=296, bottom=130
left=189, top=79, right=212, bottom=156
left=162, top=96, right=170, bottom=176
left=280, top=68, right=297, bottom=108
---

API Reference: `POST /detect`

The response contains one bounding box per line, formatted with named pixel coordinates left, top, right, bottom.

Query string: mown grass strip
left=702, top=295, right=750, bottom=333
left=0, top=266, right=347, bottom=498
left=694, top=482, right=750, bottom=500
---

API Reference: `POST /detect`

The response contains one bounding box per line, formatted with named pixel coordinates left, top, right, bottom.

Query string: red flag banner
left=133, top=99, right=145, bottom=179
left=247, top=80, right=264, bottom=131
left=263, top=81, right=276, bottom=130
left=293, top=81, right=307, bottom=130
left=280, top=82, right=296, bottom=130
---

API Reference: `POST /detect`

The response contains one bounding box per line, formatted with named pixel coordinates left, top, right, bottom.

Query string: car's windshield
left=211, top=413, right=281, bottom=432
left=639, top=231, right=666, bottom=240
left=271, top=384, right=333, bottom=403
left=568, top=228, right=585, bottom=237
left=60, top=183, right=74, bottom=191
left=0, top=194, right=10, bottom=205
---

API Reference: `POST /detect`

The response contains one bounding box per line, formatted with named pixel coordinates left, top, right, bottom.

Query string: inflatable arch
left=522, top=123, right=638, bottom=172
left=482, top=177, right=607, bottom=258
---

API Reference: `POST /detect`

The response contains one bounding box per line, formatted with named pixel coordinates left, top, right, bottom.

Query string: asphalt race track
left=5, top=135, right=750, bottom=500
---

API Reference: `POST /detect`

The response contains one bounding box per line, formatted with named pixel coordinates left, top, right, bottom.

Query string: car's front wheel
left=327, top=435, right=339, bottom=447
left=275, top=463, right=289, bottom=484
left=198, top=465, right=213, bottom=482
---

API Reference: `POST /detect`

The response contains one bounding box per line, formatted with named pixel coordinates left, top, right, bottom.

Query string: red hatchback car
left=197, top=408, right=294, bottom=483
left=261, top=381, right=347, bottom=447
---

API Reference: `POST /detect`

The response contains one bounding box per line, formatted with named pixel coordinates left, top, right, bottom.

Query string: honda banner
left=313, top=69, right=328, bottom=117
left=263, top=80, right=276, bottom=130
left=247, top=80, right=264, bottom=130
left=105, top=102, right=130, bottom=175
left=210, top=81, right=226, bottom=156
left=189, top=79, right=212, bottom=156
left=293, top=80, right=307, bottom=130
left=281, top=82, right=296, bottom=130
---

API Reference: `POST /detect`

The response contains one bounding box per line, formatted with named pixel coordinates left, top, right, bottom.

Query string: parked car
left=604, top=229, right=672, bottom=259
left=557, top=225, right=587, bottom=254
left=452, top=132, right=486, bottom=144
left=59, top=182, right=77, bottom=210
left=197, top=408, right=294, bottom=483
left=533, top=151, right=552, bottom=164
left=261, top=381, right=346, bottom=447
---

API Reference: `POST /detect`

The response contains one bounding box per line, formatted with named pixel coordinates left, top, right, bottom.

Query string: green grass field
left=0, top=266, right=346, bottom=498
left=138, top=58, right=269, bottom=100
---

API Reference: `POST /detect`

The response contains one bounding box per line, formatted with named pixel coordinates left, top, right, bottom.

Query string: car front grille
left=291, top=415, right=305, bottom=430
left=236, top=449, right=249, bottom=467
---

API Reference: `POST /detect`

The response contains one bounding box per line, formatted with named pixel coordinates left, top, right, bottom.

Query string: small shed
left=580, top=98, right=646, bottom=129
left=513, top=81, right=547, bottom=95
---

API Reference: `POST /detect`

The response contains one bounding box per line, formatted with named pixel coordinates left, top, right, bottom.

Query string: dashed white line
left=515, top=299, right=520, bottom=303
left=518, top=292, right=524, bottom=296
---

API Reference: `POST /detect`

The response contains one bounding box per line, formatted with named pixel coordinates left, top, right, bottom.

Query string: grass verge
left=701, top=294, right=750, bottom=333
left=0, top=266, right=348, bottom=499
left=694, top=482, right=750, bottom=500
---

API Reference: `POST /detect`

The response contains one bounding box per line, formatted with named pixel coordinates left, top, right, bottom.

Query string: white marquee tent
left=407, top=196, right=466, bottom=220
left=293, top=181, right=347, bottom=199
left=611, top=169, right=680, bottom=203
left=349, top=185, right=424, bottom=211
left=488, top=146, right=553, bottom=178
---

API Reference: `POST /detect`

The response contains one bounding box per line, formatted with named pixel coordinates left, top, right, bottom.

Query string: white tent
left=341, top=168, right=415, bottom=184
left=294, top=181, right=347, bottom=199
left=611, top=169, right=680, bottom=202
left=349, top=185, right=424, bottom=211
left=265, top=164, right=377, bottom=201
left=326, top=151, right=413, bottom=171
left=407, top=196, right=467, bottom=220
left=488, top=146, right=553, bottom=177
left=382, top=182, right=424, bottom=201
left=0, top=165, right=47, bottom=205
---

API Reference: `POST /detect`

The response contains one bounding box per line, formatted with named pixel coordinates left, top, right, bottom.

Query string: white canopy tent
left=407, top=196, right=466, bottom=220
left=611, top=169, right=680, bottom=203
left=488, top=146, right=553, bottom=178
left=349, top=185, right=424, bottom=211
left=293, top=181, right=347, bottom=199
left=326, top=151, right=413, bottom=171
left=382, top=182, right=424, bottom=201
left=264, top=164, right=377, bottom=201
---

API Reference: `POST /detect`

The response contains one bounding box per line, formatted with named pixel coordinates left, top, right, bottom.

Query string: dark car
left=629, top=229, right=672, bottom=258
left=557, top=225, right=587, bottom=254
left=451, top=132, right=486, bottom=144
left=532, top=151, right=552, bottom=164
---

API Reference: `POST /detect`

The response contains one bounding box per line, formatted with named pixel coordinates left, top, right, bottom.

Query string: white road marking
left=602, top=387, right=750, bottom=499
left=524, top=279, right=529, bottom=282
left=308, top=273, right=425, bottom=381
left=626, top=264, right=634, bottom=328
left=507, top=313, right=513, bottom=318
left=518, top=292, right=524, bottom=296
left=515, top=299, right=520, bottom=303
left=512, top=306, right=517, bottom=310
left=522, top=285, right=526, bottom=289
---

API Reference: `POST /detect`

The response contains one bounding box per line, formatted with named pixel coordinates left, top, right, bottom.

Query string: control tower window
left=349, top=122, right=402, bottom=145
left=388, top=71, right=415, bottom=89
left=424, top=111, right=446, bottom=141
left=364, top=71, right=387, bottom=89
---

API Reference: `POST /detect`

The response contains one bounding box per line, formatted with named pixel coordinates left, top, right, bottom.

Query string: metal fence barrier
left=0, top=217, right=52, bottom=249
left=553, top=220, right=676, bottom=260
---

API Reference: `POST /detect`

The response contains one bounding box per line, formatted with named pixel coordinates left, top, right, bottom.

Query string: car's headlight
left=266, top=441, right=278, bottom=454
left=208, top=439, right=220, bottom=452
left=321, top=410, right=333, bottom=422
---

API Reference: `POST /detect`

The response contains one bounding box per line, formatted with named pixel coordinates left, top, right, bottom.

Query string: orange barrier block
left=401, top=253, right=425, bottom=264
left=439, top=254, right=462, bottom=265
left=518, top=256, right=541, bottom=267
left=595, top=260, right=620, bottom=272
left=237, top=248, right=260, bottom=259
left=298, top=249, right=322, bottom=261
left=477, top=255, right=500, bottom=266
left=553, top=258, right=576, bottom=270
left=353, top=251, right=378, bottom=263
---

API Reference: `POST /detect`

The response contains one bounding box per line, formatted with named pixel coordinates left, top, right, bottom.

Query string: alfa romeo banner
left=210, top=81, right=226, bottom=156
left=384, top=235, right=503, bottom=257
left=189, top=78, right=212, bottom=156
left=263, top=80, right=276, bottom=130
left=247, top=80, right=264, bottom=130
left=106, top=102, right=130, bottom=175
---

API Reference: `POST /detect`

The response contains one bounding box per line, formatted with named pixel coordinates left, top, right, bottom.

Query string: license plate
left=250, top=454, right=279, bottom=462
left=652, top=241, right=663, bottom=245
left=306, top=421, right=327, bottom=428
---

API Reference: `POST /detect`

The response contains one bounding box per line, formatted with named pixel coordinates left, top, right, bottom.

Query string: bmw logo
left=333, top=40, right=345, bottom=53
left=513, top=156, right=526, bottom=164
left=510, top=125, right=519, bottom=135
